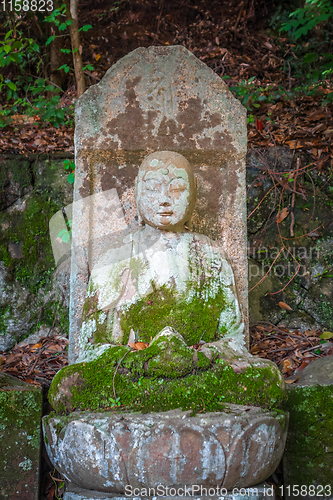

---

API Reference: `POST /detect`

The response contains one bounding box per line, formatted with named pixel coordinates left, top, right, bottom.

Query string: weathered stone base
left=64, top=482, right=276, bottom=500
left=43, top=406, right=287, bottom=492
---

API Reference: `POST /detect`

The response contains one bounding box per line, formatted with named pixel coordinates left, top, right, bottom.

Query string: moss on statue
left=283, top=385, right=333, bottom=487
left=119, top=283, right=226, bottom=346
left=49, top=337, right=286, bottom=415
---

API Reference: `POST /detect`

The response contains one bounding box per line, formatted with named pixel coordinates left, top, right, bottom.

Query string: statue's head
left=135, top=151, right=197, bottom=231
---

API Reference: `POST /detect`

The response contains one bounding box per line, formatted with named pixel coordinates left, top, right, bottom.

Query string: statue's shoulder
left=188, top=232, right=228, bottom=261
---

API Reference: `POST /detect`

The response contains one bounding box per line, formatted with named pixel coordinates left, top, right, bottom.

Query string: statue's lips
left=158, top=212, right=173, bottom=216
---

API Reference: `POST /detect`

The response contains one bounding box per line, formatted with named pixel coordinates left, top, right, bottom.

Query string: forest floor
left=0, top=0, right=332, bottom=165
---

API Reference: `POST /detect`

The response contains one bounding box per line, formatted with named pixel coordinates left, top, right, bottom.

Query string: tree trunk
left=65, top=0, right=86, bottom=97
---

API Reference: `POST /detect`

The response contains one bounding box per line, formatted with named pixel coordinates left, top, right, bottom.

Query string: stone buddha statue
left=49, top=151, right=285, bottom=416
left=77, top=151, right=244, bottom=363
left=46, top=151, right=287, bottom=493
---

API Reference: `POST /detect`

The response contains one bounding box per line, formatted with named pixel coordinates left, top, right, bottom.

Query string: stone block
left=283, top=357, right=333, bottom=499
left=0, top=373, right=42, bottom=500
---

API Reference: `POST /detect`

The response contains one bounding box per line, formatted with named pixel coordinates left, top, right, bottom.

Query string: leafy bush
left=0, top=6, right=92, bottom=128
left=279, top=0, right=333, bottom=84
left=280, top=0, right=333, bottom=40
left=0, top=26, right=71, bottom=127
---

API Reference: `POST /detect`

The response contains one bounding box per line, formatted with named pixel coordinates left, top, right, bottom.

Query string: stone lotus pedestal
left=43, top=405, right=288, bottom=499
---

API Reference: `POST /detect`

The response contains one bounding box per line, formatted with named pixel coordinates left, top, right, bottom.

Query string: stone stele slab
left=70, top=45, right=248, bottom=363
left=0, top=372, right=42, bottom=500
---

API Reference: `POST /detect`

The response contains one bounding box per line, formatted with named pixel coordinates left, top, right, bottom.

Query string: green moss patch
left=119, top=283, right=226, bottom=346
left=0, top=379, right=42, bottom=498
left=49, top=341, right=286, bottom=415
left=283, top=385, right=333, bottom=487
left=0, top=194, right=58, bottom=293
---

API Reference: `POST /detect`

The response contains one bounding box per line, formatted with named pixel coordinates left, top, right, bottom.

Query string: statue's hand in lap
left=78, top=151, right=244, bottom=363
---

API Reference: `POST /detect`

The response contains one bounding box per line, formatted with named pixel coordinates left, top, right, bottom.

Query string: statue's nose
left=159, top=188, right=171, bottom=205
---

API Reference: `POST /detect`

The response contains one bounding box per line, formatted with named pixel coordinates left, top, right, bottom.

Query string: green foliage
left=63, top=159, right=75, bottom=184
left=280, top=0, right=333, bottom=40
left=278, top=0, right=333, bottom=84
left=44, top=4, right=93, bottom=77
left=0, top=6, right=93, bottom=127
left=0, top=25, right=71, bottom=127
left=226, top=76, right=293, bottom=122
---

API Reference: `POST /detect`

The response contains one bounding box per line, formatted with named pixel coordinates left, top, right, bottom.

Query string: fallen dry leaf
left=280, top=358, right=295, bottom=374
left=31, top=342, right=43, bottom=351
left=278, top=301, right=293, bottom=311
left=276, top=207, right=289, bottom=223
left=286, top=377, right=300, bottom=384
left=128, top=342, right=149, bottom=350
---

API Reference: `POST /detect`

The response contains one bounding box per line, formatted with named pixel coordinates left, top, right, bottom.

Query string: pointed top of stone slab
left=75, top=45, right=246, bottom=156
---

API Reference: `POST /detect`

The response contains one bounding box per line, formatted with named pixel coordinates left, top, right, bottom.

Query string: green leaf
left=59, top=23, right=67, bottom=31
left=7, top=81, right=17, bottom=91
left=61, top=232, right=70, bottom=243
left=44, top=85, right=57, bottom=91
left=11, top=41, right=23, bottom=50
left=303, top=53, right=317, bottom=64
left=67, top=172, right=75, bottom=184
left=320, top=331, right=333, bottom=340
left=294, top=26, right=309, bottom=39
left=3, top=45, right=12, bottom=54
left=5, top=30, right=13, bottom=40
left=60, top=48, right=71, bottom=54
left=79, top=24, right=93, bottom=32
left=46, top=36, right=56, bottom=46
left=58, top=64, right=71, bottom=73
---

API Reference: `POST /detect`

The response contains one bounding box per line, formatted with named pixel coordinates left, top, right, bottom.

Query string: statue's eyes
left=169, top=182, right=187, bottom=192
left=144, top=181, right=160, bottom=191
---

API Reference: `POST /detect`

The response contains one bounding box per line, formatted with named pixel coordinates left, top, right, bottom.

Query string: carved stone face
left=135, top=151, right=197, bottom=231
